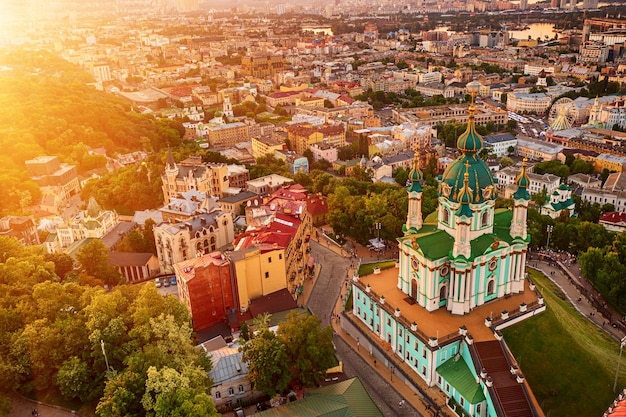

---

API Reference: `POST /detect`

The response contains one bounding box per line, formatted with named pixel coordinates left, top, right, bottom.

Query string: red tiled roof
left=339, top=95, right=355, bottom=104
left=307, top=194, right=328, bottom=216
left=600, top=212, right=626, bottom=224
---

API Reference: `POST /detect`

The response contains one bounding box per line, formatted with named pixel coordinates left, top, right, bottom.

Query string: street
left=306, top=240, right=423, bottom=416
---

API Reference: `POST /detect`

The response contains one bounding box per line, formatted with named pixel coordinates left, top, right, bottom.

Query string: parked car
left=163, top=278, right=170, bottom=287
left=170, top=276, right=177, bottom=286
left=155, top=278, right=162, bottom=288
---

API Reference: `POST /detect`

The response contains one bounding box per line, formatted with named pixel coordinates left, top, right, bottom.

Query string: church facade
left=398, top=104, right=531, bottom=315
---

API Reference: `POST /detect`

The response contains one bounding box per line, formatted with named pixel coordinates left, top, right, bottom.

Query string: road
left=307, top=240, right=423, bottom=417
left=334, top=336, right=422, bottom=417
left=306, top=240, right=350, bottom=327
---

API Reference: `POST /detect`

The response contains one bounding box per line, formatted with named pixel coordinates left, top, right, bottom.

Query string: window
left=442, top=207, right=450, bottom=224
left=477, top=404, right=482, bottom=413
left=215, top=391, right=221, bottom=399
left=279, top=253, right=283, bottom=260
left=460, top=397, right=465, bottom=407
left=422, top=347, right=427, bottom=359
left=357, top=293, right=360, bottom=300
left=487, top=279, right=495, bottom=295
left=357, top=307, right=361, bottom=315
left=406, top=334, right=410, bottom=343
left=265, top=272, right=269, bottom=279
left=437, top=375, right=442, bottom=385
left=446, top=383, right=450, bottom=392
left=406, top=351, right=410, bottom=360
left=398, top=328, right=403, bottom=337
left=482, top=211, right=489, bottom=227
left=387, top=318, right=391, bottom=326
left=398, top=345, right=402, bottom=353
left=228, top=387, right=235, bottom=396
left=238, top=385, right=244, bottom=393
left=370, top=318, right=373, bottom=326
left=422, top=366, right=427, bottom=376
left=268, top=257, right=272, bottom=263
left=376, top=324, right=380, bottom=332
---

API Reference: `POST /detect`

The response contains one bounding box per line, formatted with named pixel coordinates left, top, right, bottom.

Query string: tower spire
left=404, top=140, right=424, bottom=234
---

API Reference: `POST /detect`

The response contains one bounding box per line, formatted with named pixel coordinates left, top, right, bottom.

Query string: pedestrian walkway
left=531, top=258, right=625, bottom=342
left=6, top=392, right=82, bottom=417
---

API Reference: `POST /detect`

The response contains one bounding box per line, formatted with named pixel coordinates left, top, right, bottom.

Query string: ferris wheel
left=548, top=97, right=578, bottom=131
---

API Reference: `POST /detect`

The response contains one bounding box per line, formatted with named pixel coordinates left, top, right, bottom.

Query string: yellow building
left=280, top=83, right=310, bottom=92
left=207, top=122, right=249, bottom=147
left=594, top=153, right=626, bottom=173
left=287, top=123, right=345, bottom=154
left=251, top=136, right=286, bottom=158
left=162, top=153, right=230, bottom=201
left=231, top=246, right=287, bottom=311
left=241, top=54, right=286, bottom=78
left=295, top=97, right=325, bottom=107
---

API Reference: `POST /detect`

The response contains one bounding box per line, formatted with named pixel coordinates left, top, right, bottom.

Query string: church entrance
left=411, top=279, right=418, bottom=301
left=439, top=285, right=447, bottom=307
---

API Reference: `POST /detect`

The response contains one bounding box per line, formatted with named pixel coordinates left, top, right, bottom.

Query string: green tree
left=579, top=247, right=605, bottom=283
left=277, top=312, right=335, bottom=387
left=500, top=157, right=515, bottom=168
left=240, top=321, right=290, bottom=395
left=55, top=356, right=91, bottom=401
left=141, top=366, right=217, bottom=417
left=76, top=240, right=123, bottom=287
left=394, top=167, right=409, bottom=186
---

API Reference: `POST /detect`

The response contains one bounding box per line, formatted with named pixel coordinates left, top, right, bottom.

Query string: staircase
left=475, top=341, right=535, bottom=417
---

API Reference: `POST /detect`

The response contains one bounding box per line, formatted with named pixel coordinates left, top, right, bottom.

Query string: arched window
left=411, top=278, right=418, bottom=300
left=210, top=236, right=216, bottom=244
left=215, top=391, right=221, bottom=399
left=487, top=279, right=495, bottom=295
left=442, top=207, right=449, bottom=224
left=439, top=285, right=447, bottom=300
left=482, top=211, right=489, bottom=227
left=196, top=242, right=202, bottom=251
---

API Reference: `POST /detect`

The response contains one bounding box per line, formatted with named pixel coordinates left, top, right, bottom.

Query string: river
left=508, top=22, right=557, bottom=41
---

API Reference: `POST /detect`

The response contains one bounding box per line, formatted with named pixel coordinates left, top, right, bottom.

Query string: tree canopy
left=240, top=311, right=335, bottom=395
left=0, top=236, right=217, bottom=417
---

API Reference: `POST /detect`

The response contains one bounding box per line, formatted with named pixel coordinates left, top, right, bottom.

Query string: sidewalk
left=6, top=393, right=82, bottom=417
left=531, top=258, right=625, bottom=342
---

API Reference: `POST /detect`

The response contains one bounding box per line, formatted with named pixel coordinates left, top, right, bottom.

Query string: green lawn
left=358, top=260, right=397, bottom=276
left=503, top=269, right=626, bottom=417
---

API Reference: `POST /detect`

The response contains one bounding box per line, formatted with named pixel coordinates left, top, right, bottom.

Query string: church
left=399, top=99, right=531, bottom=315
left=349, top=95, right=544, bottom=417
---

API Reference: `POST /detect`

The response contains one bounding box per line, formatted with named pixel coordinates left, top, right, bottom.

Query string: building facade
left=162, top=153, right=232, bottom=202
left=154, top=210, right=234, bottom=273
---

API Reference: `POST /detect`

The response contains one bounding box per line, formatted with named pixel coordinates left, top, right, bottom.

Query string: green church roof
left=437, top=356, right=486, bottom=404
left=440, top=153, right=496, bottom=204
left=456, top=108, right=483, bottom=153
left=407, top=150, right=423, bottom=193
left=402, top=209, right=517, bottom=261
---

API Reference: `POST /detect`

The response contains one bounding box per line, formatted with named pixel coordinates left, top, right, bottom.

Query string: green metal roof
left=437, top=356, right=486, bottom=404
left=402, top=209, right=516, bottom=261
left=255, top=377, right=382, bottom=417
left=409, top=229, right=455, bottom=261
left=440, top=153, right=495, bottom=205
left=457, top=115, right=483, bottom=153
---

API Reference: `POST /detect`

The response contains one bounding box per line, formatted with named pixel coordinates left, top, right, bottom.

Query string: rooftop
left=358, top=269, right=537, bottom=343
